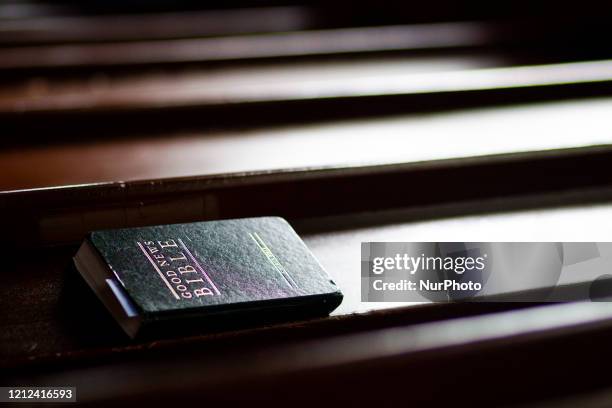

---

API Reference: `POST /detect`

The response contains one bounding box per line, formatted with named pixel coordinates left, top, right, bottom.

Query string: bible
left=73, top=217, right=343, bottom=338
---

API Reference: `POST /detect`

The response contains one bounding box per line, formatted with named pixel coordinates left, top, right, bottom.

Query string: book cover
left=74, top=217, right=343, bottom=337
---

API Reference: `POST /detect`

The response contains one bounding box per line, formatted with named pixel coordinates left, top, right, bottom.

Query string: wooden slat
left=0, top=54, right=503, bottom=114
left=0, top=22, right=495, bottom=70
left=0, top=6, right=313, bottom=45
left=4, top=144, right=612, bottom=245
left=15, top=301, right=612, bottom=405
left=4, top=58, right=612, bottom=141
left=3, top=96, right=612, bottom=191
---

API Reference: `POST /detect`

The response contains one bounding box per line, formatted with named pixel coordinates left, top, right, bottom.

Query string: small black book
left=73, top=217, right=343, bottom=338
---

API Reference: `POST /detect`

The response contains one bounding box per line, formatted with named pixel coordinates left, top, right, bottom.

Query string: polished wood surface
left=0, top=6, right=313, bottom=45
left=9, top=301, right=612, bottom=405
left=6, top=202, right=612, bottom=406
left=0, top=54, right=501, bottom=114
left=5, top=2, right=612, bottom=405
left=2, top=97, right=612, bottom=191
left=4, top=196, right=612, bottom=361
left=4, top=57, right=612, bottom=115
